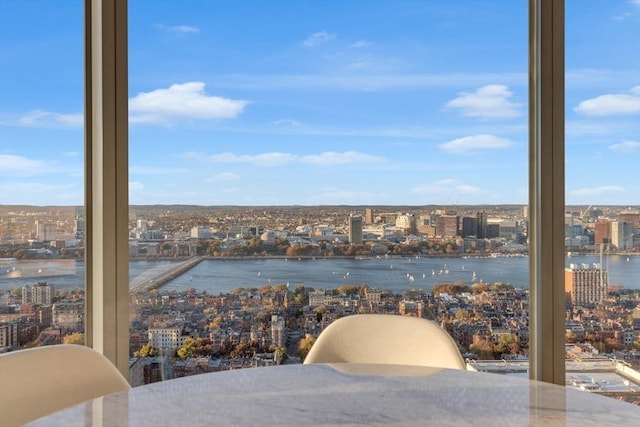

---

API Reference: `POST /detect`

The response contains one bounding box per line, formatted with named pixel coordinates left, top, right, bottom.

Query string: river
left=1, top=254, right=638, bottom=294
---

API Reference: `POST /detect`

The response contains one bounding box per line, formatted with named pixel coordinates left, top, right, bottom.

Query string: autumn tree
left=297, top=334, right=316, bottom=362
left=336, top=285, right=359, bottom=296
left=62, top=332, right=85, bottom=345
left=469, top=341, right=494, bottom=360
left=496, top=334, right=520, bottom=355
left=207, top=316, right=223, bottom=329
left=454, top=309, right=470, bottom=321
left=274, top=346, right=288, bottom=364
left=491, top=282, right=515, bottom=292
left=135, top=343, right=159, bottom=358
left=177, top=337, right=213, bottom=360
left=471, top=283, right=489, bottom=294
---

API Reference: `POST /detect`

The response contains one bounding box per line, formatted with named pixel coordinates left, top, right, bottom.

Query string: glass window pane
left=0, top=1, right=85, bottom=349
left=565, top=0, right=640, bottom=402
left=128, top=0, right=528, bottom=385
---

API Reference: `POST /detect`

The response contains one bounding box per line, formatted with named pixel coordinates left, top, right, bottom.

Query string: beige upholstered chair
left=0, top=344, right=130, bottom=426
left=304, top=314, right=466, bottom=370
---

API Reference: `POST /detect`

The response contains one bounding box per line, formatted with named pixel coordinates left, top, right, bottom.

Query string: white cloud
left=574, top=86, right=640, bottom=116
left=274, top=119, right=302, bottom=127
left=170, top=25, right=199, bottom=33
left=206, top=172, right=240, bottom=182
left=155, top=23, right=200, bottom=33
left=439, top=134, right=515, bottom=153
left=348, top=40, right=374, bottom=49
left=182, top=151, right=385, bottom=167
left=129, top=82, right=248, bottom=124
left=445, top=85, right=522, bottom=119
left=309, top=188, right=380, bottom=204
left=0, top=182, right=80, bottom=204
left=412, top=179, right=482, bottom=195
left=568, top=186, right=624, bottom=197
left=129, top=166, right=189, bottom=174
left=0, top=154, right=48, bottom=173
left=300, top=151, right=385, bottom=165
left=181, top=151, right=293, bottom=165
left=303, top=31, right=336, bottom=47
left=609, top=140, right=640, bottom=152
left=129, top=182, right=145, bottom=192
left=632, top=0, right=640, bottom=6
left=17, top=110, right=83, bottom=128
left=612, top=12, right=632, bottom=20
left=200, top=72, right=527, bottom=92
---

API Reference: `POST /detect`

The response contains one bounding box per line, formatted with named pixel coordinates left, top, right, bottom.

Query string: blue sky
left=0, top=0, right=638, bottom=206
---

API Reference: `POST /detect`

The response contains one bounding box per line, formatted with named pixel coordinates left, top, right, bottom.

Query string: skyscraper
left=435, top=215, right=459, bottom=237
left=349, top=215, right=363, bottom=244
left=611, top=221, right=633, bottom=251
left=594, top=220, right=610, bottom=245
left=461, top=217, right=478, bottom=237
left=476, top=211, right=488, bottom=239
left=364, top=208, right=374, bottom=225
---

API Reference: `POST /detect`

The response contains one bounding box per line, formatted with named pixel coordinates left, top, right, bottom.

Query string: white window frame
left=85, top=0, right=129, bottom=379
left=85, top=0, right=566, bottom=385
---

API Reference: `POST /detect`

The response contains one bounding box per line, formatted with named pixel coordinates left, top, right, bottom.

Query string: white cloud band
left=129, top=82, right=248, bottom=124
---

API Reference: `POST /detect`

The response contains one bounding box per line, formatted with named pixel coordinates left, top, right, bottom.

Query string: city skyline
left=1, top=0, right=639, bottom=206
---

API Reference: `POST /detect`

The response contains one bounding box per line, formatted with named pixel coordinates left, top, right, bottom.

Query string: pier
left=129, top=257, right=203, bottom=292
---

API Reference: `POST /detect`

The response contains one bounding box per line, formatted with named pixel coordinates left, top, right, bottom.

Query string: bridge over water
left=129, top=257, right=203, bottom=292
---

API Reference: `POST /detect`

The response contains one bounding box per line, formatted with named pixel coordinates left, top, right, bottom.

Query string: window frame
left=85, top=0, right=567, bottom=385
left=85, top=0, right=129, bottom=379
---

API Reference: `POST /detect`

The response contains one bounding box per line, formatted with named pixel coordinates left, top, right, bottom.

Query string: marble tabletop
left=27, top=363, right=640, bottom=426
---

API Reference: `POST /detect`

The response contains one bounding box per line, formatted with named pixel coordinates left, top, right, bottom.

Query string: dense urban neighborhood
left=1, top=204, right=639, bottom=401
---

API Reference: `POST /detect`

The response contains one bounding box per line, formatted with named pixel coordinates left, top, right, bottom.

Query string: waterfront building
left=228, top=226, right=263, bottom=239
left=349, top=215, right=363, bottom=245
left=499, top=220, right=520, bottom=241
left=191, top=226, right=213, bottom=239
left=396, top=214, right=417, bottom=236
left=476, top=212, right=488, bottom=239
left=565, top=235, right=589, bottom=248
left=260, top=230, right=276, bottom=246
left=618, top=211, right=640, bottom=231
left=487, top=223, right=500, bottom=239
left=594, top=220, right=611, bottom=245
left=565, top=264, right=608, bottom=307
left=22, top=282, right=55, bottom=306
left=461, top=217, right=478, bottom=237
left=35, top=220, right=57, bottom=242
left=610, top=221, right=634, bottom=251
left=435, top=215, right=459, bottom=238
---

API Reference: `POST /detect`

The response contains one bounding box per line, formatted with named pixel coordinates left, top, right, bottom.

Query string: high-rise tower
left=349, top=215, right=363, bottom=244
left=565, top=263, right=607, bottom=307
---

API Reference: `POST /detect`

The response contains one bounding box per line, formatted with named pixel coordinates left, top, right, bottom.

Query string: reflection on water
left=1, top=255, right=637, bottom=293
left=0, top=259, right=78, bottom=280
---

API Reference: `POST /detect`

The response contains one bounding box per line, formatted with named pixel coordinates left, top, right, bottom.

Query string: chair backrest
left=304, top=314, right=466, bottom=370
left=0, top=344, right=130, bottom=426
